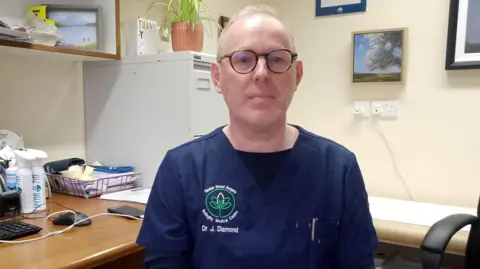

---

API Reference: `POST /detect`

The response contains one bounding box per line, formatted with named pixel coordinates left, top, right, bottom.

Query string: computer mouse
left=52, top=212, right=92, bottom=226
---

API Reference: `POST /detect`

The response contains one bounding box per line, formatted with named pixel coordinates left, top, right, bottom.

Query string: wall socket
left=353, top=101, right=399, bottom=119
left=371, top=101, right=399, bottom=119
left=354, top=101, right=370, bottom=118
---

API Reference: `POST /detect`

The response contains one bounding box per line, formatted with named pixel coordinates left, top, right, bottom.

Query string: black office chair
left=420, top=197, right=479, bottom=269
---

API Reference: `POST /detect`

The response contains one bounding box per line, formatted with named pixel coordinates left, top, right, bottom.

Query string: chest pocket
left=292, top=219, right=340, bottom=268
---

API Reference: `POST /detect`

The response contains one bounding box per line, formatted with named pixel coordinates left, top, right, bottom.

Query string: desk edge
left=66, top=242, right=144, bottom=269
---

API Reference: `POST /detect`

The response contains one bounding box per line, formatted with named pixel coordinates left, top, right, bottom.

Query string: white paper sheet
left=369, top=196, right=477, bottom=231
left=321, top=0, right=361, bottom=8
left=100, top=187, right=151, bottom=204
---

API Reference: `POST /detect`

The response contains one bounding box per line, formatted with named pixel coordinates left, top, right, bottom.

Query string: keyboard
left=0, top=220, right=42, bottom=241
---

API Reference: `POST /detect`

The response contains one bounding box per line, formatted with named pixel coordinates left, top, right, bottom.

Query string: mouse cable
left=0, top=209, right=143, bottom=244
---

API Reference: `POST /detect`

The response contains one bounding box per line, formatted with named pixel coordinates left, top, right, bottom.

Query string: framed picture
left=316, top=0, right=366, bottom=17
left=445, top=0, right=480, bottom=70
left=45, top=5, right=103, bottom=51
left=218, top=15, right=230, bottom=37
left=218, top=16, right=230, bottom=29
left=352, top=28, right=406, bottom=83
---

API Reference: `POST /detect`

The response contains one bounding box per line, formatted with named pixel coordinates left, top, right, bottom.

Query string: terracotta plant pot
left=171, top=22, right=204, bottom=52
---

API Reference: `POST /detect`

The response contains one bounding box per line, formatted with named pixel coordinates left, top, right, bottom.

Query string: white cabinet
left=190, top=68, right=227, bottom=137
left=83, top=51, right=229, bottom=187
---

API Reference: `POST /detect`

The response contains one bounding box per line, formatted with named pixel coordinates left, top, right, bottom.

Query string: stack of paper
left=100, top=187, right=151, bottom=204
left=0, top=20, right=30, bottom=41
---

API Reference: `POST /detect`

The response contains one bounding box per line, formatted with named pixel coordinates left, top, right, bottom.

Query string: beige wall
left=2, top=0, right=480, bottom=208
left=275, top=0, right=480, bottom=208
left=0, top=56, right=86, bottom=163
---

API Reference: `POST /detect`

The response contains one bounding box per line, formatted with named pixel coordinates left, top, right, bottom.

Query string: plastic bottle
left=13, top=149, right=35, bottom=214
left=1, top=146, right=17, bottom=191
left=28, top=149, right=48, bottom=211
left=5, top=164, right=18, bottom=191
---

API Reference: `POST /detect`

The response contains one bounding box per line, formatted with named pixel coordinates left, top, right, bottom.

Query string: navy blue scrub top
left=137, top=126, right=379, bottom=269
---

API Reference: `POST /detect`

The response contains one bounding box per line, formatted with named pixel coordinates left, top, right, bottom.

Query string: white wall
left=274, top=0, right=480, bottom=208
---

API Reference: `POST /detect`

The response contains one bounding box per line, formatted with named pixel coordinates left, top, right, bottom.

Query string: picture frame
left=218, top=15, right=230, bottom=37
left=45, top=5, right=103, bottom=51
left=316, top=0, right=366, bottom=17
left=352, top=28, right=406, bottom=83
left=445, top=0, right=480, bottom=70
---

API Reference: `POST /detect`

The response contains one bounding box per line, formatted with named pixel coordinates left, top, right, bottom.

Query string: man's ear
left=211, top=62, right=222, bottom=94
left=295, top=60, right=303, bottom=89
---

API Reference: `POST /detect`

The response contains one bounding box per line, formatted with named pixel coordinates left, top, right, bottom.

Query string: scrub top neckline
left=215, top=124, right=308, bottom=206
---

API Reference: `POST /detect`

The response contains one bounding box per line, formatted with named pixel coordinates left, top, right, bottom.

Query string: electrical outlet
left=353, top=101, right=370, bottom=118
left=371, top=101, right=399, bottom=119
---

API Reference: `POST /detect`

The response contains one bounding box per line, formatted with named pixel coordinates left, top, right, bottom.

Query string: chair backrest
left=465, top=196, right=480, bottom=269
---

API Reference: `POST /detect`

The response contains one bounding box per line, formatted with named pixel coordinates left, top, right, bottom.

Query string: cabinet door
left=189, top=69, right=229, bottom=137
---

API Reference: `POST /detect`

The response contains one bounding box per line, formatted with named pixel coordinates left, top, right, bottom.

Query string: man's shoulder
left=297, top=126, right=356, bottom=161
left=166, top=126, right=224, bottom=158
left=164, top=125, right=357, bottom=163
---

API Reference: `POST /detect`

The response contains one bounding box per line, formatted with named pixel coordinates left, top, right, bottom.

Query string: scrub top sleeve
left=333, top=153, right=379, bottom=269
left=137, top=151, right=193, bottom=253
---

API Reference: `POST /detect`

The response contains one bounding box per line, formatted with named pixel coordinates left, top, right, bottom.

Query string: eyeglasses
left=218, top=49, right=298, bottom=74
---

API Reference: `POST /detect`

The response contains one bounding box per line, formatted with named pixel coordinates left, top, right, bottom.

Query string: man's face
left=212, top=15, right=303, bottom=128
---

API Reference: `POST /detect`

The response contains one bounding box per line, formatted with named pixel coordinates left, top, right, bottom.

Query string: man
left=137, top=4, right=378, bottom=269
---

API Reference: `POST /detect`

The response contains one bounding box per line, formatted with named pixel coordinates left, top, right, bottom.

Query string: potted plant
left=146, top=0, right=221, bottom=52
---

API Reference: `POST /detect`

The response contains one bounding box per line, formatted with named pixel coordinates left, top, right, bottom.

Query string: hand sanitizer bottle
left=13, top=149, right=36, bottom=214
left=5, top=163, right=18, bottom=191
left=28, top=149, right=48, bottom=211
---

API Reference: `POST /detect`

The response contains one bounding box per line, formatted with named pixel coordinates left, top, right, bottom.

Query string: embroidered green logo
left=205, top=188, right=236, bottom=219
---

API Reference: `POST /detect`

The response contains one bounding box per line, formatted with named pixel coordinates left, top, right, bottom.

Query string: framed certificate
left=316, top=0, right=366, bottom=17
left=445, top=0, right=480, bottom=70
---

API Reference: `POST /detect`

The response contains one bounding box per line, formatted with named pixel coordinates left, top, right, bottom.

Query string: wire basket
left=46, top=172, right=141, bottom=198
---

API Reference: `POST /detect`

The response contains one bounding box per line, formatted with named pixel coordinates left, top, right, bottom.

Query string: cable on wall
left=371, top=115, right=415, bottom=201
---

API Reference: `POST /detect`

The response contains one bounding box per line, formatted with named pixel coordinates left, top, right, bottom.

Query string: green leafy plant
left=146, top=0, right=222, bottom=40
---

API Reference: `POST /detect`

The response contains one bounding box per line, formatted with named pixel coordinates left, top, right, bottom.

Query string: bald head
left=217, top=5, right=296, bottom=61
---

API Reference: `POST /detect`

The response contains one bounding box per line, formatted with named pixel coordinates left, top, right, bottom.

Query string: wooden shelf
left=0, top=0, right=121, bottom=62
left=0, top=39, right=120, bottom=61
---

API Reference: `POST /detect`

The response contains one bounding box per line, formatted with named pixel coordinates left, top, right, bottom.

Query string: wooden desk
left=0, top=194, right=146, bottom=269
left=374, top=219, right=469, bottom=256
left=0, top=194, right=470, bottom=268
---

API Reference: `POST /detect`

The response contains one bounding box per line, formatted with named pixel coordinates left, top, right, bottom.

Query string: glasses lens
left=231, top=50, right=257, bottom=73
left=267, top=50, right=293, bottom=73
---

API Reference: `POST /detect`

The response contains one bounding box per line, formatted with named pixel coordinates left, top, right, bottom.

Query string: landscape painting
left=48, top=8, right=99, bottom=50
left=352, top=29, right=405, bottom=83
